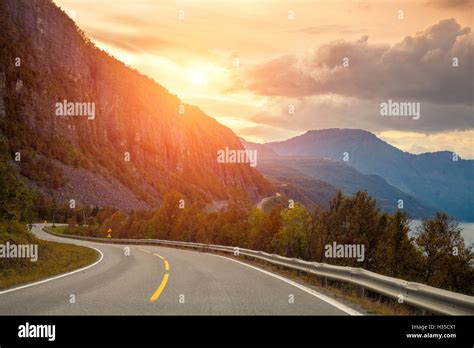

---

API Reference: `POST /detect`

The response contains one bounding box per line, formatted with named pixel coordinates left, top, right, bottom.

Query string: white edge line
left=0, top=246, right=104, bottom=295
left=207, top=253, right=362, bottom=316
left=15, top=226, right=359, bottom=314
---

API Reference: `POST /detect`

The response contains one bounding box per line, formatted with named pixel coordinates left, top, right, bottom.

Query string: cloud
left=90, top=31, right=170, bottom=53
left=244, top=55, right=319, bottom=97
left=102, top=14, right=155, bottom=29
left=240, top=19, right=473, bottom=105
left=378, top=130, right=474, bottom=158
left=240, top=95, right=474, bottom=157
left=289, top=24, right=368, bottom=36
left=249, top=95, right=473, bottom=134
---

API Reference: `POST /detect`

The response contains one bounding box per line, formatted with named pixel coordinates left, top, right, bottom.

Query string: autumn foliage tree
left=416, top=212, right=474, bottom=293
left=66, top=190, right=473, bottom=295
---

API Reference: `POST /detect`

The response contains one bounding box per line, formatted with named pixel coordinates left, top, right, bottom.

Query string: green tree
left=248, top=208, right=266, bottom=250
left=255, top=205, right=283, bottom=252
left=154, top=191, right=185, bottom=240
left=383, top=210, right=422, bottom=278
left=212, top=189, right=252, bottom=247
left=309, top=205, right=332, bottom=262
left=272, top=203, right=310, bottom=258
left=416, top=212, right=474, bottom=294
left=0, top=162, right=36, bottom=221
left=102, top=211, right=127, bottom=238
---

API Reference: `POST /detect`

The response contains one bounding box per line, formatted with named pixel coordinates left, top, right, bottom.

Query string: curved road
left=0, top=224, right=360, bottom=315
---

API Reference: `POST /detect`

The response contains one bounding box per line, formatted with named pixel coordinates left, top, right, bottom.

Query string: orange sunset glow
left=54, top=0, right=473, bottom=157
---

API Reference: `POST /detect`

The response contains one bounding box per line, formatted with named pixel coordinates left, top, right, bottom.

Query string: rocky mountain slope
left=0, top=0, right=272, bottom=210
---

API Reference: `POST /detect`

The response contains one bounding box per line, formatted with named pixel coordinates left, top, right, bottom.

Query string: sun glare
left=188, top=68, right=208, bottom=87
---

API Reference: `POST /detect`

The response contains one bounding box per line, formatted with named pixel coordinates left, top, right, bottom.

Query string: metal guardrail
left=43, top=227, right=474, bottom=315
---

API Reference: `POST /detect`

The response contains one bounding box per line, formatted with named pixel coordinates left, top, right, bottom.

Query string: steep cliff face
left=0, top=0, right=272, bottom=209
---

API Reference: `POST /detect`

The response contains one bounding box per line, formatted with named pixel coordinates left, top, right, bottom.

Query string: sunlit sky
left=54, top=0, right=473, bottom=158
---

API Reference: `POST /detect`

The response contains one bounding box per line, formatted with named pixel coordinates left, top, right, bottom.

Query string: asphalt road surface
left=0, top=224, right=361, bottom=315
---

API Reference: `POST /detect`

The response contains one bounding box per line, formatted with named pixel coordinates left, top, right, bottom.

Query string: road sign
left=107, top=228, right=112, bottom=238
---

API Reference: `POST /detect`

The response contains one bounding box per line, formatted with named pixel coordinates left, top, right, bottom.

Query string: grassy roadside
left=0, top=221, right=98, bottom=290
left=45, top=225, right=90, bottom=236
left=44, top=225, right=68, bottom=234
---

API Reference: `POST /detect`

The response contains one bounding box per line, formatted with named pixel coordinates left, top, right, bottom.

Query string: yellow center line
left=150, top=273, right=169, bottom=302
left=149, top=252, right=170, bottom=302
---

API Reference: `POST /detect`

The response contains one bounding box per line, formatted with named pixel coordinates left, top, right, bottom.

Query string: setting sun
left=188, top=68, right=208, bottom=87
left=188, top=69, right=208, bottom=87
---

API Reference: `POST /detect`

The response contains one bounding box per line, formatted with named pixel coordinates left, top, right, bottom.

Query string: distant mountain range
left=244, top=129, right=474, bottom=221
left=0, top=0, right=272, bottom=210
